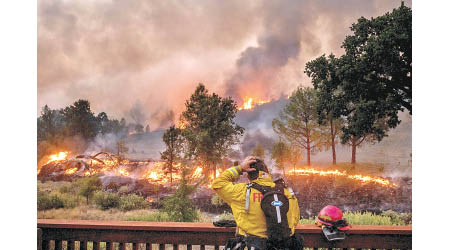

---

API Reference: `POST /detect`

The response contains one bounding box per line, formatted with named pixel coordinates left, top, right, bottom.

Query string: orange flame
left=288, top=168, right=395, bottom=187
left=46, top=151, right=69, bottom=164
left=192, top=167, right=203, bottom=178
left=237, top=97, right=270, bottom=110
left=64, top=168, right=78, bottom=175
left=117, top=168, right=130, bottom=177
left=177, top=121, right=187, bottom=129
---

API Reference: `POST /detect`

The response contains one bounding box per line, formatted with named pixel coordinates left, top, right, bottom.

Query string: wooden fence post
left=37, top=228, right=43, bottom=250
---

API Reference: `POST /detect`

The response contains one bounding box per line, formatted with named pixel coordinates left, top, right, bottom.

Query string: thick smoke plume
left=225, top=0, right=302, bottom=102
left=38, top=0, right=412, bottom=129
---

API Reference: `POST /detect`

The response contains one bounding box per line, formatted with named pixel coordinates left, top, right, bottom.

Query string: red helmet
left=316, top=205, right=350, bottom=231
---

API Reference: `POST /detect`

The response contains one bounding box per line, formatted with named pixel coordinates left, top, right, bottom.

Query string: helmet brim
left=337, top=225, right=350, bottom=231
left=316, top=217, right=350, bottom=231
left=316, top=217, right=333, bottom=226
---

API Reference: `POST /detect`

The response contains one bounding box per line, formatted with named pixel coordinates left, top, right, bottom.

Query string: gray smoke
left=225, top=0, right=302, bottom=102
left=241, top=129, right=276, bottom=158
left=128, top=100, right=148, bottom=125
left=38, top=0, right=411, bottom=128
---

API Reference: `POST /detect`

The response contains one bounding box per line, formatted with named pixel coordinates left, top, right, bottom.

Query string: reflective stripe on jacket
left=211, top=166, right=300, bottom=238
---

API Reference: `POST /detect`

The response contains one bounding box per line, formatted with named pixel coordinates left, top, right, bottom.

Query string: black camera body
left=248, top=159, right=268, bottom=180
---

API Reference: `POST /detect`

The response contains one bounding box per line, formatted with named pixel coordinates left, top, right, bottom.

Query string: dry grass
left=38, top=204, right=158, bottom=221
left=38, top=180, right=72, bottom=192
left=38, top=204, right=218, bottom=222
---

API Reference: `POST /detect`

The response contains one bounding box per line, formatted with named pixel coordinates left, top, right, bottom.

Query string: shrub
left=343, top=211, right=395, bottom=225
left=381, top=210, right=412, bottom=225
left=58, top=185, right=73, bottom=194
left=125, top=212, right=171, bottom=222
left=214, top=212, right=234, bottom=221
left=298, top=211, right=411, bottom=225
left=58, top=192, right=78, bottom=208
left=93, top=191, right=120, bottom=210
left=38, top=191, right=77, bottom=210
left=118, top=186, right=130, bottom=195
left=211, top=194, right=225, bottom=206
left=162, top=168, right=199, bottom=222
left=76, top=176, right=102, bottom=204
left=38, top=192, right=64, bottom=210
left=119, top=194, right=148, bottom=211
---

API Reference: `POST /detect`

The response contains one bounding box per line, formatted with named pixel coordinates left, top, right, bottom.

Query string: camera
left=248, top=158, right=267, bottom=180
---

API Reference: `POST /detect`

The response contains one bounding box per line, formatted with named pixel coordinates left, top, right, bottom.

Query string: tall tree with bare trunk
left=305, top=54, right=343, bottom=165
left=272, top=87, right=327, bottom=166
left=161, top=125, right=183, bottom=184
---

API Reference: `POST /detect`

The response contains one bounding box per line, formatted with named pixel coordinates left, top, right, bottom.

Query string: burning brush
left=38, top=151, right=218, bottom=186
left=288, top=167, right=395, bottom=187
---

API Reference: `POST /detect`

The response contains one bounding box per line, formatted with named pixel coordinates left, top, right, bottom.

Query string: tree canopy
left=304, top=3, right=412, bottom=164
left=272, top=87, right=327, bottom=166
left=270, top=140, right=291, bottom=177
left=342, top=2, right=411, bottom=114
left=252, top=144, right=265, bottom=159
left=61, top=100, right=99, bottom=139
left=305, top=54, right=343, bottom=165
left=161, top=126, right=184, bottom=184
left=180, top=84, right=244, bottom=178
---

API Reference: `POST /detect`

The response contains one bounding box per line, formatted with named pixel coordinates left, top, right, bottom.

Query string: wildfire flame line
left=288, top=168, right=395, bottom=187
left=41, top=151, right=395, bottom=188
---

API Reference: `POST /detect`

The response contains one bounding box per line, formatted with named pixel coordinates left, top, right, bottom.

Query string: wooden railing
left=37, top=219, right=412, bottom=250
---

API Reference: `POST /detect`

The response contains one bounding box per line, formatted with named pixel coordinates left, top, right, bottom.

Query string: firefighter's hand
left=241, top=156, right=257, bottom=173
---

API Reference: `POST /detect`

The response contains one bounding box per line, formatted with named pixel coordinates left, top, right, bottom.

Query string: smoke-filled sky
left=38, top=0, right=412, bottom=130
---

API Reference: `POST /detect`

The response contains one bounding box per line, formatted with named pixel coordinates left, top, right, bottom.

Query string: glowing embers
left=64, top=167, right=78, bottom=175
left=117, top=168, right=130, bottom=177
left=288, top=168, right=395, bottom=187
left=237, top=97, right=270, bottom=110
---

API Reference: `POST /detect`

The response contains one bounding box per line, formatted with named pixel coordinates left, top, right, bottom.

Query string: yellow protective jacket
left=212, top=165, right=300, bottom=238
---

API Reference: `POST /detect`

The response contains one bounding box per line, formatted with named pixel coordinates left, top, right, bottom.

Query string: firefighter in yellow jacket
left=212, top=156, right=300, bottom=249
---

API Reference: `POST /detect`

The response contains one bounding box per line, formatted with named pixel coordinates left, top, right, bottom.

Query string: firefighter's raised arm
left=211, top=156, right=257, bottom=204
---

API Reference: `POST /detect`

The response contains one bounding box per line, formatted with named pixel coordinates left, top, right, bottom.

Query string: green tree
left=180, top=84, right=244, bottom=178
left=161, top=126, right=183, bottom=184
left=77, top=176, right=102, bottom=204
left=342, top=2, right=412, bottom=114
left=270, top=140, right=291, bottom=177
left=252, top=144, right=265, bottom=159
left=162, top=166, right=199, bottom=222
left=305, top=54, right=343, bottom=165
left=96, top=112, right=110, bottom=134
left=61, top=99, right=99, bottom=139
left=272, top=87, right=327, bottom=166
left=37, top=105, right=65, bottom=142
left=287, top=145, right=303, bottom=176
left=318, top=4, right=411, bottom=165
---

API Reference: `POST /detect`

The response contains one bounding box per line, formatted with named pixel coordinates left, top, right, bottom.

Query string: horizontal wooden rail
left=38, top=219, right=411, bottom=250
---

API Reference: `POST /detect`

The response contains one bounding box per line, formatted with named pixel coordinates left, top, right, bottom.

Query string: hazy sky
left=38, top=0, right=412, bottom=129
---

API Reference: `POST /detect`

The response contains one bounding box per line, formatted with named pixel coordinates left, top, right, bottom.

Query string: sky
left=38, top=0, right=412, bottom=129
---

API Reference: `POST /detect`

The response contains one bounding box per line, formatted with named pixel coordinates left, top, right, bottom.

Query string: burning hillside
left=38, top=151, right=410, bottom=214
left=37, top=151, right=220, bottom=185
left=285, top=172, right=411, bottom=218
left=39, top=151, right=397, bottom=188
